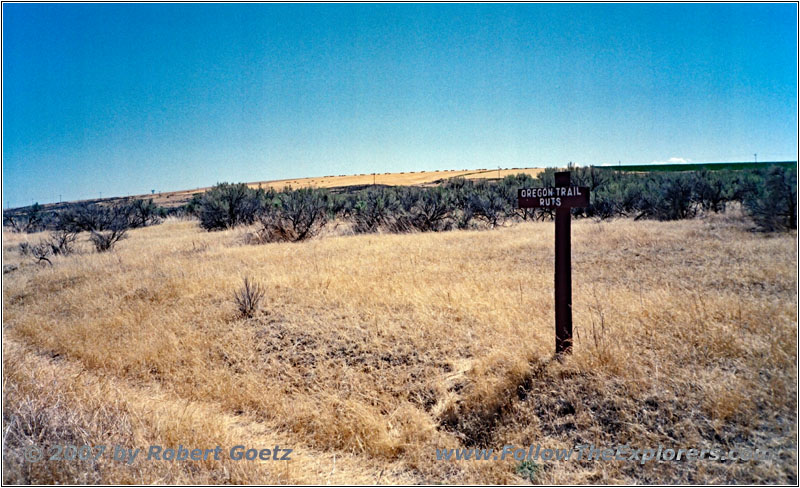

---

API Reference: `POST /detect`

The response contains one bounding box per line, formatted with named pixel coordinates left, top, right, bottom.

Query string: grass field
left=2, top=210, right=797, bottom=484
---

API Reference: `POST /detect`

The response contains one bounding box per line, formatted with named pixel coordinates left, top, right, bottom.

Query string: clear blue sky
left=2, top=3, right=797, bottom=207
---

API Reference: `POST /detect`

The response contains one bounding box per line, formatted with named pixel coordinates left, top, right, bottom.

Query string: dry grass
left=2, top=211, right=796, bottom=484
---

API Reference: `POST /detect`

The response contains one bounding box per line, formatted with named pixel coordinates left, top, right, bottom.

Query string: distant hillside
left=6, top=167, right=547, bottom=212
left=7, top=161, right=795, bottom=213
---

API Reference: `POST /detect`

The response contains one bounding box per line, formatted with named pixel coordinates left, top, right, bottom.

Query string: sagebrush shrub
left=407, top=187, right=454, bottom=232
left=195, top=183, right=270, bottom=231
left=743, top=167, right=797, bottom=231
left=3, top=203, right=46, bottom=233
left=256, top=188, right=331, bottom=242
left=352, top=188, right=399, bottom=233
left=126, top=199, right=163, bottom=228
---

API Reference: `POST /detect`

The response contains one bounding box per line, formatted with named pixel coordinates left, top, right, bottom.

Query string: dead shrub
left=30, top=243, right=52, bottom=265
left=47, top=229, right=78, bottom=256
left=233, top=277, right=265, bottom=318
left=90, top=228, right=126, bottom=252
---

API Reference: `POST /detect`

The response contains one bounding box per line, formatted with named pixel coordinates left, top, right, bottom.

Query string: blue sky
left=2, top=3, right=797, bottom=207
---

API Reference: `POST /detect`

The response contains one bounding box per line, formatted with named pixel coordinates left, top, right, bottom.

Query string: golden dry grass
left=2, top=211, right=796, bottom=484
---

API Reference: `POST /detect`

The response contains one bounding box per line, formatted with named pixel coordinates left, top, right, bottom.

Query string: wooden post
left=554, top=171, right=572, bottom=354
left=517, top=174, right=588, bottom=356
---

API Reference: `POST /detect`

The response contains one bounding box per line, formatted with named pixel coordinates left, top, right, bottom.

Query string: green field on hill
left=600, top=161, right=796, bottom=172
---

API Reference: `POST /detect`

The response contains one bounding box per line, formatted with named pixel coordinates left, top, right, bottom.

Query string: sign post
left=517, top=171, right=589, bottom=355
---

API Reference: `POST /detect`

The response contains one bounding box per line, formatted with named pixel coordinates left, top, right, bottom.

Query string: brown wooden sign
left=517, top=174, right=590, bottom=355
left=517, top=186, right=590, bottom=209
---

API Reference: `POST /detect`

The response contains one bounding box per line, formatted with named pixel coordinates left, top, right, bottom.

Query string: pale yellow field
left=259, top=167, right=548, bottom=188
left=124, top=167, right=545, bottom=208
left=2, top=212, right=797, bottom=484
